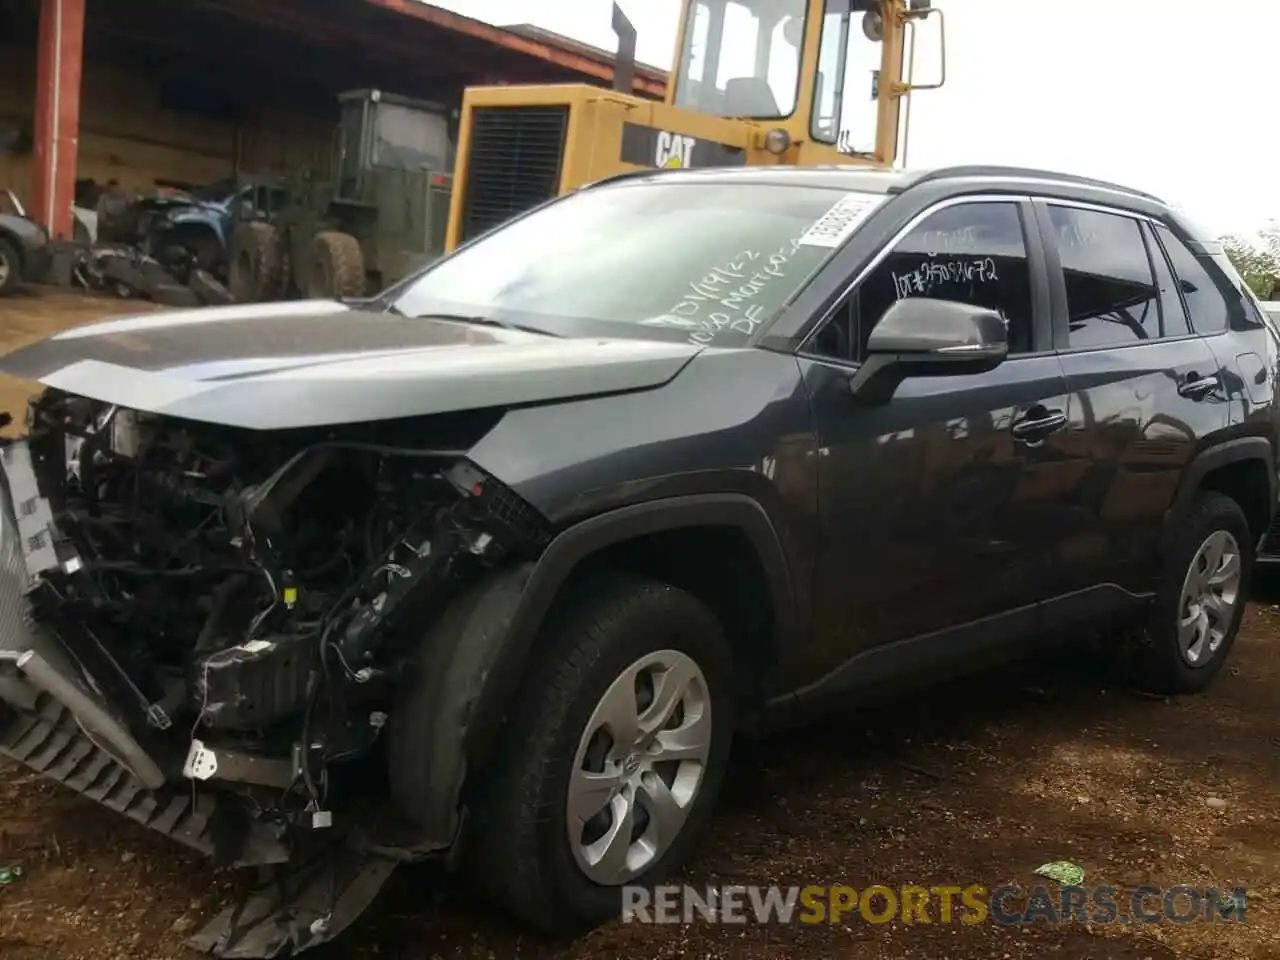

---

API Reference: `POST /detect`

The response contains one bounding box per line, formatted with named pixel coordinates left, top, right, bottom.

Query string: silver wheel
left=1177, top=529, right=1242, bottom=667
left=0, top=248, right=10, bottom=288
left=566, top=649, right=712, bottom=885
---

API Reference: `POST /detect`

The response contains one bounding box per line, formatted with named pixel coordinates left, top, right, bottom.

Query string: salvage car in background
left=141, top=177, right=289, bottom=279
left=0, top=189, right=51, bottom=295
left=0, top=164, right=1274, bottom=958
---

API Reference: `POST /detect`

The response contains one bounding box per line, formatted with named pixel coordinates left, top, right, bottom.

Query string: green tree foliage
left=1222, top=224, right=1280, bottom=299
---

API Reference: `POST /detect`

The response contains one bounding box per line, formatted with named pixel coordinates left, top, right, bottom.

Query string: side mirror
left=847, top=298, right=1008, bottom=404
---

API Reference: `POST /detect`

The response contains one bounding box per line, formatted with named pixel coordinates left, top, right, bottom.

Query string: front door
left=795, top=196, right=1077, bottom=684
left=1034, top=200, right=1227, bottom=599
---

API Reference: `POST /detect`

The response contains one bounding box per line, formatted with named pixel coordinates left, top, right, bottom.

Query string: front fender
left=409, top=493, right=798, bottom=854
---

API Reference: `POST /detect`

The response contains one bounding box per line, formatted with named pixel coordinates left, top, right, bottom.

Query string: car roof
left=583, top=162, right=1226, bottom=243
left=591, top=163, right=1164, bottom=205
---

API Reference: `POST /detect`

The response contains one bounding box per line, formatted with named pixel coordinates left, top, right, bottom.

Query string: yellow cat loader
left=445, top=0, right=946, bottom=250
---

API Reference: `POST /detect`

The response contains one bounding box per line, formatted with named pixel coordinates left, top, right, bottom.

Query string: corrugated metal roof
left=500, top=23, right=669, bottom=82
left=362, top=0, right=668, bottom=96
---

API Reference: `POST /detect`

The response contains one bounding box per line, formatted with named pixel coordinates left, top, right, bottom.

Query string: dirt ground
left=1, top=289, right=1279, bottom=960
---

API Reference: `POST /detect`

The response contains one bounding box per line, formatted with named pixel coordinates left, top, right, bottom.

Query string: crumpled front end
left=0, top=437, right=271, bottom=860
left=0, top=387, right=551, bottom=956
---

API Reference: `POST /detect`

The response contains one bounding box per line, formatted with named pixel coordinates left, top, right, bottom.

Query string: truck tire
left=307, top=231, right=364, bottom=300
left=150, top=282, right=200, bottom=308
left=0, top=237, right=20, bottom=295
left=1129, top=491, right=1252, bottom=695
left=97, top=254, right=148, bottom=299
left=227, top=222, right=283, bottom=302
left=454, top=573, right=734, bottom=935
left=188, top=268, right=234, bottom=306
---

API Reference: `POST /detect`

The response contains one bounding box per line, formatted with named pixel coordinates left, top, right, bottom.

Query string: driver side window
left=809, top=201, right=1034, bottom=362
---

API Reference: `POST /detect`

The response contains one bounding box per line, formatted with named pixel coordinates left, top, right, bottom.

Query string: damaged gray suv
left=0, top=164, right=1276, bottom=958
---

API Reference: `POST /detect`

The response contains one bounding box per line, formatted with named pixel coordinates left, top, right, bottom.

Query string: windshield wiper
left=406, top=311, right=561, bottom=337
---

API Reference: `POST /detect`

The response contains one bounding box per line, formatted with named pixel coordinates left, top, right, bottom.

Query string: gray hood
left=0, top=300, right=703, bottom=430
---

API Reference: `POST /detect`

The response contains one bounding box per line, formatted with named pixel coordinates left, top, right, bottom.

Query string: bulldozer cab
left=444, top=0, right=943, bottom=251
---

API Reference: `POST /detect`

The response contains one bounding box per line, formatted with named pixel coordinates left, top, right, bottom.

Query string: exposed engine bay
left=3, top=388, right=549, bottom=869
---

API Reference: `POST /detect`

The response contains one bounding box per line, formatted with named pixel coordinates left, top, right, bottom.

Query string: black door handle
left=1011, top=409, right=1068, bottom=440
left=1178, top=374, right=1218, bottom=399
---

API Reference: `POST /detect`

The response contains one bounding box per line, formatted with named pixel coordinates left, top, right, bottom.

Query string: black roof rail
left=897, top=165, right=1165, bottom=205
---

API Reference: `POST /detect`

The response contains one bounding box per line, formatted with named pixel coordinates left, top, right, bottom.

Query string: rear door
left=1033, top=199, right=1227, bottom=600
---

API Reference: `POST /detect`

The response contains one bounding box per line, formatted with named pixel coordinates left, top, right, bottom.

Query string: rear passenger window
left=1142, top=222, right=1192, bottom=337
left=1048, top=205, right=1159, bottom=348
left=1153, top=224, right=1230, bottom=334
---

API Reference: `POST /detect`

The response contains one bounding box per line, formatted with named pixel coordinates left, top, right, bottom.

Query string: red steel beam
left=363, top=0, right=667, bottom=97
left=32, top=0, right=85, bottom=239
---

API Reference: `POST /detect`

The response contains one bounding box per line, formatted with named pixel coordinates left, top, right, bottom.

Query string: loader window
left=388, top=181, right=887, bottom=346
left=674, top=0, right=807, bottom=119
left=372, top=103, right=452, bottom=173
left=812, top=0, right=898, bottom=155
left=338, top=103, right=364, bottom=191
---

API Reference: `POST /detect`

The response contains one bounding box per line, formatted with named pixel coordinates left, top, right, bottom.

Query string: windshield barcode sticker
left=797, top=193, right=884, bottom=249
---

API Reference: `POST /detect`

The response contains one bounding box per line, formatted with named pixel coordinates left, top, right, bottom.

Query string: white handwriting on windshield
left=673, top=250, right=760, bottom=317
left=892, top=257, right=999, bottom=300
left=674, top=240, right=805, bottom=345
left=683, top=304, right=768, bottom=346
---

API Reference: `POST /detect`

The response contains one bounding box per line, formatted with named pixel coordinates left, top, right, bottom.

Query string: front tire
left=466, top=574, right=734, bottom=935
left=1131, top=491, right=1251, bottom=694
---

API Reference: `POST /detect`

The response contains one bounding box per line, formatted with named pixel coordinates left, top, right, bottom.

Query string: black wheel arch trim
left=1165, top=437, right=1277, bottom=549
left=466, top=492, right=799, bottom=765
left=407, top=492, right=801, bottom=857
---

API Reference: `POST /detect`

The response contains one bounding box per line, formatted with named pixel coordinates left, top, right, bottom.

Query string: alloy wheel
left=1177, top=529, right=1242, bottom=667
left=566, top=649, right=713, bottom=885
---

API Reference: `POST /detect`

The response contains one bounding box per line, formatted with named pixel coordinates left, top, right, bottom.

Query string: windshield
left=673, top=0, right=807, bottom=118
left=388, top=181, right=886, bottom=346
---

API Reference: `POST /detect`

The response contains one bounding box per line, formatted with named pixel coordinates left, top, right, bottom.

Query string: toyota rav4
left=0, top=164, right=1274, bottom=958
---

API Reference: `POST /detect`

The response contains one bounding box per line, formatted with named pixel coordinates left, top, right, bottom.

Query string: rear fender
left=1163, top=437, right=1276, bottom=551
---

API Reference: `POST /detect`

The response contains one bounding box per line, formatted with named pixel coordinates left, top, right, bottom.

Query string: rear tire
left=306, top=231, right=364, bottom=300
left=1130, top=491, right=1252, bottom=695
left=461, top=574, right=734, bottom=935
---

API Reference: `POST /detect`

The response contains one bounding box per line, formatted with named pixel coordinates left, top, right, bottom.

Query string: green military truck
left=228, top=89, right=454, bottom=302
